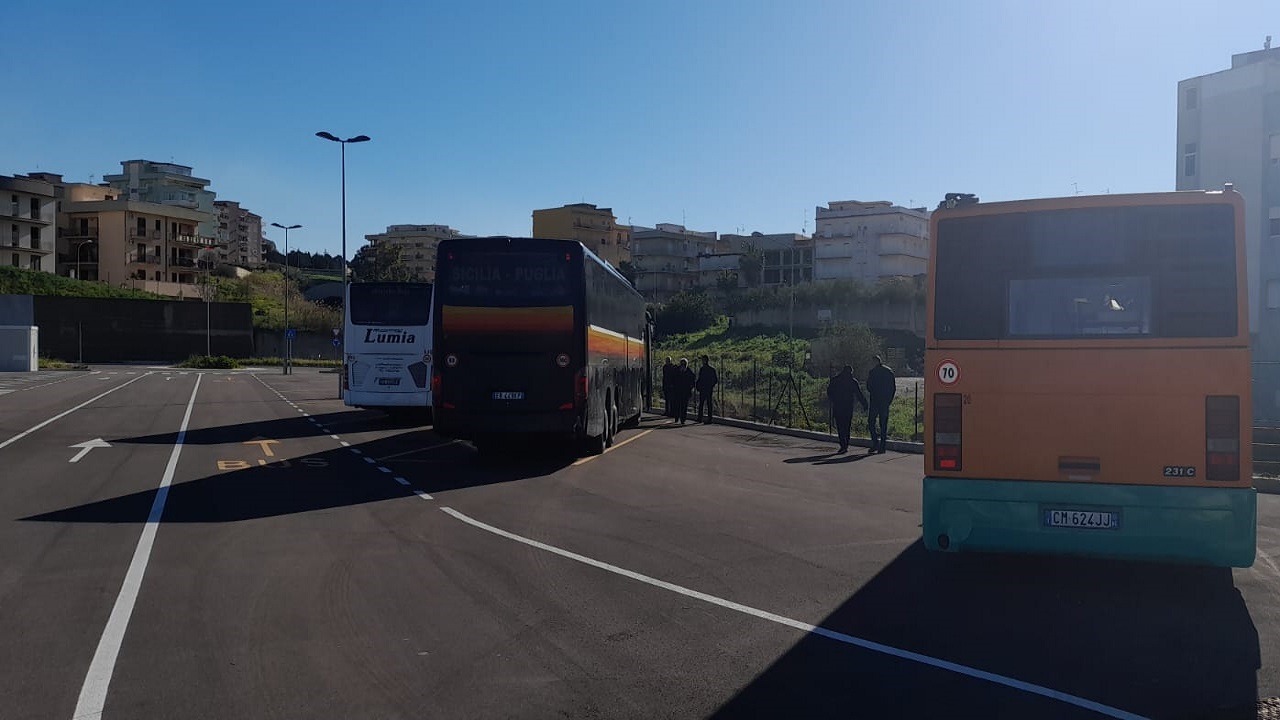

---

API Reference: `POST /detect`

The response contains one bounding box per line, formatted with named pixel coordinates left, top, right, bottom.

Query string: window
left=1184, top=142, right=1197, bottom=177
left=30, top=198, right=39, bottom=219
left=1185, top=87, right=1198, bottom=110
left=30, top=227, right=39, bottom=249
left=763, top=269, right=780, bottom=284
left=11, top=254, right=18, bottom=267
left=10, top=224, right=16, bottom=246
left=1271, top=217, right=1280, bottom=237
left=29, top=256, right=38, bottom=271
left=934, top=203, right=1238, bottom=340
left=136, top=217, right=146, bottom=236
left=155, top=219, right=161, bottom=231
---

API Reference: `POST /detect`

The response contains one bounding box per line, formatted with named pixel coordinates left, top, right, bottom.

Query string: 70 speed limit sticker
left=936, top=359, right=960, bottom=385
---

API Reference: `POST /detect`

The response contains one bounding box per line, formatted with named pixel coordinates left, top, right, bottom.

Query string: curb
left=1254, top=476, right=1280, bottom=496
left=698, top=415, right=924, bottom=454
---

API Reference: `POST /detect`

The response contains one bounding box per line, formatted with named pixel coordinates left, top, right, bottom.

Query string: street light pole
left=271, top=222, right=301, bottom=375
left=76, top=239, right=95, bottom=280
left=315, top=131, right=370, bottom=399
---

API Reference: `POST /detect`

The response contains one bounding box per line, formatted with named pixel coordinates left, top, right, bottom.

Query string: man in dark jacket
left=867, top=355, right=896, bottom=453
left=695, top=355, right=718, bottom=423
left=674, top=358, right=695, bottom=424
left=827, top=365, right=867, bottom=453
left=661, top=357, right=676, bottom=417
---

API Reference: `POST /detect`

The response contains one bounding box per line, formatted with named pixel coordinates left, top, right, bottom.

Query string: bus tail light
left=431, top=371, right=441, bottom=396
left=1205, top=395, right=1240, bottom=481
left=933, top=393, right=963, bottom=472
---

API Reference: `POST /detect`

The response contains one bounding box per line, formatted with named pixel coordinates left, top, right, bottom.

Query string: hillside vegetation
left=0, top=266, right=165, bottom=300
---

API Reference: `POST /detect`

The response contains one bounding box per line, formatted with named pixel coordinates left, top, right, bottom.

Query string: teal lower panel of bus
left=922, top=477, right=1257, bottom=568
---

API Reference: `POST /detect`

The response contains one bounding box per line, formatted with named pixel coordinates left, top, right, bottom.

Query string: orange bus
left=923, top=187, right=1256, bottom=567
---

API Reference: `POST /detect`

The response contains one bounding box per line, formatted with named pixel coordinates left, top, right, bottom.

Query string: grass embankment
left=0, top=266, right=165, bottom=299
left=209, top=272, right=342, bottom=332
left=243, top=357, right=341, bottom=368
left=38, top=357, right=89, bottom=370
left=654, top=319, right=924, bottom=441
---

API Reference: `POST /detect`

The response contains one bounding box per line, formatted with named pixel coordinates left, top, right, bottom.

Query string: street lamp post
left=315, top=131, right=370, bottom=398
left=75, top=239, right=95, bottom=280
left=271, top=222, right=301, bottom=375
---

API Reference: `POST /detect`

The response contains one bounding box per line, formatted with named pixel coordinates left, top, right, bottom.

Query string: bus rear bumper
left=434, top=409, right=580, bottom=440
left=345, top=390, right=429, bottom=408
left=922, top=477, right=1258, bottom=568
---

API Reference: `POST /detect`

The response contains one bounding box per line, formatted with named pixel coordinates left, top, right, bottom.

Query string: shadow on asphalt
left=107, top=409, right=410, bottom=445
left=20, top=424, right=575, bottom=524
left=711, top=541, right=1260, bottom=719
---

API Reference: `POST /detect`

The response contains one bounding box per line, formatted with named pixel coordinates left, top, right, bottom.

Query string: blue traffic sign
left=332, top=337, right=341, bottom=348
left=286, top=328, right=297, bottom=340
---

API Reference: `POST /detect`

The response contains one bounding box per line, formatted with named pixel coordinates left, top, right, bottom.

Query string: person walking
left=674, top=358, right=695, bottom=424
left=695, top=355, right=718, bottom=423
left=826, top=364, right=867, bottom=453
left=661, top=357, right=676, bottom=417
left=867, top=354, right=896, bottom=454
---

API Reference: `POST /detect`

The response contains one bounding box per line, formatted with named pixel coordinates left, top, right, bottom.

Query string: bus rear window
left=442, top=252, right=573, bottom=304
left=934, top=204, right=1237, bottom=340
left=349, top=283, right=432, bottom=325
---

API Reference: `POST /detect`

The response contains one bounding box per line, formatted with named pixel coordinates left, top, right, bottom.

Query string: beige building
left=214, top=200, right=265, bottom=269
left=814, top=201, right=929, bottom=283
left=1, top=174, right=58, bottom=273
left=104, top=160, right=219, bottom=239
left=531, top=203, right=630, bottom=268
left=60, top=186, right=215, bottom=298
left=630, top=223, right=718, bottom=301
left=364, top=224, right=468, bottom=281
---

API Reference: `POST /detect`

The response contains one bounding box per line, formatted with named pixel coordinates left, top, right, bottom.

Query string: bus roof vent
left=1224, top=182, right=1235, bottom=193
left=938, top=193, right=979, bottom=210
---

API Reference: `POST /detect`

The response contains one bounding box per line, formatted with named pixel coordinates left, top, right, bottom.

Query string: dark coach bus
left=432, top=237, right=648, bottom=455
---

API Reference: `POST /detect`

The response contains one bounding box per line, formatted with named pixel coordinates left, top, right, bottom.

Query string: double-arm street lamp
left=315, top=131, right=370, bottom=397
left=271, top=222, right=301, bottom=375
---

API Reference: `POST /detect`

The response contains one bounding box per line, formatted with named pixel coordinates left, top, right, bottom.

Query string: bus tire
left=604, top=397, right=616, bottom=448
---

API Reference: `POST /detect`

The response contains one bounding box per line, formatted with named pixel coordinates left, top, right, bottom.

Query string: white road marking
left=73, top=373, right=203, bottom=720
left=350, top=447, right=361, bottom=454
left=394, top=477, right=409, bottom=485
left=68, top=438, right=112, bottom=463
left=439, top=507, right=1148, bottom=720
left=0, top=374, right=150, bottom=453
left=330, top=435, right=341, bottom=441
left=571, top=428, right=656, bottom=466
left=414, top=490, right=433, bottom=500
left=340, top=441, right=351, bottom=447
left=378, top=467, right=392, bottom=473
left=363, top=456, right=376, bottom=464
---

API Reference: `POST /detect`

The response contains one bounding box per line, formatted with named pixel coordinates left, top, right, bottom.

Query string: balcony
left=3, top=203, right=51, bottom=224
left=172, top=234, right=204, bottom=246
left=128, top=252, right=162, bottom=266
left=161, top=198, right=200, bottom=209
left=60, top=228, right=98, bottom=241
left=171, top=256, right=197, bottom=268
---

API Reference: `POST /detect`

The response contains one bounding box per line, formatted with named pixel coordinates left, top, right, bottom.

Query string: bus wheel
left=583, top=430, right=605, bottom=456
left=604, top=398, right=616, bottom=449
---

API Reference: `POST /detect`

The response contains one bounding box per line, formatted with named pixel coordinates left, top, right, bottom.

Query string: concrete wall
left=252, top=329, right=342, bottom=361
left=0, top=295, right=253, bottom=362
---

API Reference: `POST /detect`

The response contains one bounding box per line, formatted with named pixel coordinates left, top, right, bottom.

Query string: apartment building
left=813, top=201, right=929, bottom=283
left=364, top=224, right=467, bottom=281
left=630, top=223, right=718, bottom=301
left=214, top=200, right=265, bottom=268
left=61, top=186, right=215, bottom=298
left=104, top=160, right=218, bottom=239
left=532, top=203, right=631, bottom=268
left=720, top=232, right=813, bottom=286
left=1178, top=40, right=1280, bottom=418
left=0, top=174, right=57, bottom=273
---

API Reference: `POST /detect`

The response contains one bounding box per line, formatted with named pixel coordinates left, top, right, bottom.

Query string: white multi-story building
left=104, top=160, right=218, bottom=241
left=214, top=201, right=265, bottom=269
left=1178, top=40, right=1280, bottom=418
left=0, top=174, right=57, bottom=273
left=813, top=200, right=929, bottom=283
left=364, top=224, right=468, bottom=282
left=631, top=223, right=718, bottom=301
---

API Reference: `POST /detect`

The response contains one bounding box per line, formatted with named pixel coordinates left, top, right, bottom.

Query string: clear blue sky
left=1, top=0, right=1275, bottom=258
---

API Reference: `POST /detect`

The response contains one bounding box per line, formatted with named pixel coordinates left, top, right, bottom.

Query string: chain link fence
left=650, top=352, right=923, bottom=442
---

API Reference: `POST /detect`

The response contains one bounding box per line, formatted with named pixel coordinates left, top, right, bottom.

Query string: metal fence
left=650, top=353, right=923, bottom=442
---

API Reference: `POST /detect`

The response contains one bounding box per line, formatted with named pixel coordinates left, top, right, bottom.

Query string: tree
left=655, top=290, right=716, bottom=337
left=809, top=321, right=884, bottom=379
left=738, top=241, right=764, bottom=288
left=349, top=242, right=412, bottom=282
left=714, top=271, right=740, bottom=294
left=617, top=260, right=638, bottom=288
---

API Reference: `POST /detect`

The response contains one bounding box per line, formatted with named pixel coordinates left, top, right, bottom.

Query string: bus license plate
left=377, top=377, right=401, bottom=386
left=493, top=391, right=524, bottom=400
left=1043, top=509, right=1119, bottom=530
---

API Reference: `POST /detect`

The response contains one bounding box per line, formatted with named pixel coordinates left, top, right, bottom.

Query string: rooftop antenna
left=1072, top=182, right=1081, bottom=195
left=1266, top=35, right=1272, bottom=50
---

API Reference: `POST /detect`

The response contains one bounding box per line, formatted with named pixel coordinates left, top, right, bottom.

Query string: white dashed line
left=363, top=457, right=376, bottom=464
left=440, top=507, right=1147, bottom=720
left=378, top=467, right=391, bottom=473
left=413, top=490, right=434, bottom=500
left=394, top=477, right=409, bottom=485
left=330, top=435, right=341, bottom=441
left=340, top=441, right=351, bottom=447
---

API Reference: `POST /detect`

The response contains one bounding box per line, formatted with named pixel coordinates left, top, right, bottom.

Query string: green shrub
left=177, top=355, right=241, bottom=369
